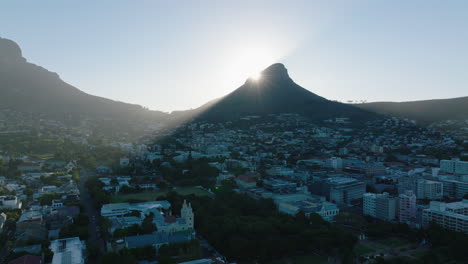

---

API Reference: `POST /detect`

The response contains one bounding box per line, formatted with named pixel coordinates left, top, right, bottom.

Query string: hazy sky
left=1, top=1, right=467, bottom=112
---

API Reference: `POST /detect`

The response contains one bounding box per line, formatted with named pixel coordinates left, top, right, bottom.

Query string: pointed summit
left=260, top=63, right=291, bottom=81
left=194, top=63, right=377, bottom=123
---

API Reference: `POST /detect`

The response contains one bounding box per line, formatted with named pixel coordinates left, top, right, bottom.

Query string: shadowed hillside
left=0, top=37, right=168, bottom=135
left=190, top=63, right=378, bottom=124
left=357, top=97, right=468, bottom=123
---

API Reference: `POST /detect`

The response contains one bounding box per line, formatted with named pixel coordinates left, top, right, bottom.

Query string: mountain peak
left=258, top=63, right=291, bottom=82
left=0, top=37, right=25, bottom=63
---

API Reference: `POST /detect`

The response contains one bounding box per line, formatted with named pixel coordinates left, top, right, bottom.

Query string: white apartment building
left=416, top=180, right=443, bottom=200
left=441, top=178, right=468, bottom=199
left=440, top=158, right=468, bottom=175
left=363, top=192, right=397, bottom=221
left=422, top=200, right=468, bottom=234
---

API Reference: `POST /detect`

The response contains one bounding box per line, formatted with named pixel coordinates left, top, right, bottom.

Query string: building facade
left=363, top=192, right=397, bottom=221
left=422, top=200, right=468, bottom=234
left=325, top=177, right=365, bottom=205
left=399, top=190, right=417, bottom=223
left=440, top=158, right=468, bottom=175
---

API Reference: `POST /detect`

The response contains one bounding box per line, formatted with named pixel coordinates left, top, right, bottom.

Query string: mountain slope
left=357, top=97, right=468, bottom=123
left=0, top=37, right=168, bottom=133
left=193, top=63, right=377, bottom=123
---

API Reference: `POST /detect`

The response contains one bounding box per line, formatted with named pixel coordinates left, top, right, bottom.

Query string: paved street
left=79, top=170, right=107, bottom=260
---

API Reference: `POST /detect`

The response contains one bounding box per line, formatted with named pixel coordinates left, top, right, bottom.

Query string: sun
left=251, top=72, right=262, bottom=81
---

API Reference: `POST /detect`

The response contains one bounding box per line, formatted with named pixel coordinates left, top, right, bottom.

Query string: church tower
left=181, top=200, right=194, bottom=229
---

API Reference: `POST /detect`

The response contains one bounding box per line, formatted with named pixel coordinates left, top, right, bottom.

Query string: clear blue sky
left=1, top=0, right=467, bottom=112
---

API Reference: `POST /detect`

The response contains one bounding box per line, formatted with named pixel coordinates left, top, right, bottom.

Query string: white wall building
left=416, top=180, right=443, bottom=200
left=422, top=200, right=468, bottom=234
left=363, top=192, right=397, bottom=221
left=50, top=237, right=86, bottom=264
left=440, top=158, right=468, bottom=175
left=0, top=196, right=22, bottom=209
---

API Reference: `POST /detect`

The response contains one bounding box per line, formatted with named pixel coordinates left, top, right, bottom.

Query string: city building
left=399, top=177, right=444, bottom=200
left=440, top=158, right=468, bottom=175
left=101, top=201, right=171, bottom=218
left=416, top=179, right=443, bottom=200
left=263, top=178, right=296, bottom=194
left=326, top=157, right=343, bottom=170
left=363, top=192, right=397, bottom=221
left=0, top=196, right=22, bottom=209
left=50, top=237, right=86, bottom=264
left=399, top=190, right=417, bottom=223
left=322, top=177, right=365, bottom=205
left=103, top=200, right=194, bottom=237
left=273, top=194, right=339, bottom=222
left=422, top=200, right=468, bottom=234
left=441, top=177, right=468, bottom=199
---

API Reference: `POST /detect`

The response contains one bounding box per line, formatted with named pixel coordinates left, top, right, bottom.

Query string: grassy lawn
left=293, top=255, right=327, bottom=264
left=110, top=186, right=212, bottom=203
left=354, top=244, right=375, bottom=256
left=380, top=238, right=410, bottom=248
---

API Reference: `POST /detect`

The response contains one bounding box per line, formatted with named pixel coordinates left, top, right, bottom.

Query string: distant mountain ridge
left=357, top=96, right=468, bottom=123
left=0, top=37, right=167, bottom=130
left=2, top=36, right=465, bottom=135
left=191, top=63, right=378, bottom=123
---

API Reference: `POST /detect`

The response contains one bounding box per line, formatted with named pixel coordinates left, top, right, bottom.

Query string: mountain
left=357, top=96, right=468, bottom=123
left=0, top=37, right=168, bottom=137
left=190, top=63, right=377, bottom=123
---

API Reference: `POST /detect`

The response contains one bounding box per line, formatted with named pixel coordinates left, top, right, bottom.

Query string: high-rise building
left=399, top=190, right=417, bottom=223
left=416, top=179, right=443, bottom=200
left=440, top=158, right=468, bottom=175
left=441, top=178, right=468, bottom=199
left=398, top=176, right=443, bottom=200
left=363, top=192, right=397, bottom=221
left=422, top=200, right=468, bottom=234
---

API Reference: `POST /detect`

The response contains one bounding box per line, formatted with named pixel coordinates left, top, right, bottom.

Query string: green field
left=110, top=187, right=213, bottom=203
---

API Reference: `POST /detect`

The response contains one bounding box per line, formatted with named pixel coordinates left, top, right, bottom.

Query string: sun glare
left=251, top=72, right=262, bottom=81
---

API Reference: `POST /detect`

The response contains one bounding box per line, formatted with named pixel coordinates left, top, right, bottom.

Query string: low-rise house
left=0, top=196, right=22, bottom=209
left=50, top=237, right=86, bottom=264
left=16, top=210, right=48, bottom=242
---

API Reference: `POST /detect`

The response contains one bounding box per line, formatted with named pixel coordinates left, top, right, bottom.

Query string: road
left=79, top=170, right=107, bottom=260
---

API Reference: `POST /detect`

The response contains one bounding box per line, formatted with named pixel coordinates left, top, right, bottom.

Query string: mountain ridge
left=357, top=96, right=468, bottom=123
left=0, top=37, right=168, bottom=127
